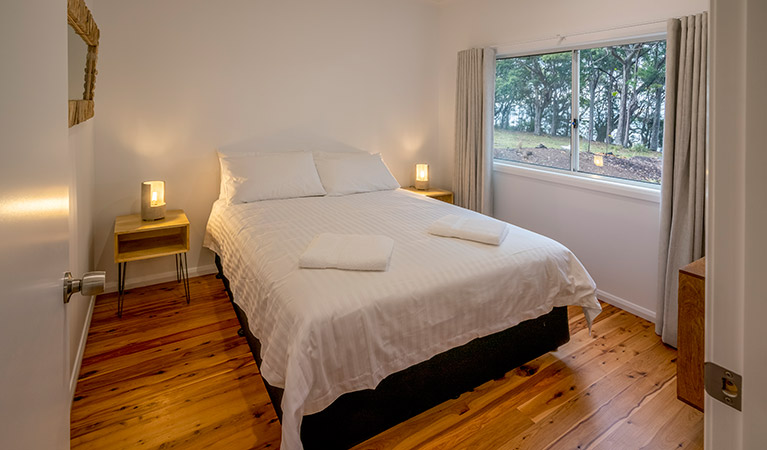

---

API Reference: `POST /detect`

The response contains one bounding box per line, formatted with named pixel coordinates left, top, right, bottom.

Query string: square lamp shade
left=141, top=181, right=166, bottom=221
left=415, top=164, right=429, bottom=190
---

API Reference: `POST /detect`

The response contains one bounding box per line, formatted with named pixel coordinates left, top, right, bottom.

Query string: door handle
left=63, top=271, right=106, bottom=303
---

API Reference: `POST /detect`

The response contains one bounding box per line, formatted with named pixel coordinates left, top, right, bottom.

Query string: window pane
left=578, top=41, right=666, bottom=184
left=494, top=52, right=572, bottom=171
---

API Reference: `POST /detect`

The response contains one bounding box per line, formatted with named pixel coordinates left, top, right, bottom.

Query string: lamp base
left=415, top=179, right=429, bottom=190
left=141, top=204, right=166, bottom=221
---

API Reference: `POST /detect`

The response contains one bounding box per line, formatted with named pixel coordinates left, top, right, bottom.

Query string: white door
left=0, top=1, right=72, bottom=449
left=707, top=1, right=767, bottom=448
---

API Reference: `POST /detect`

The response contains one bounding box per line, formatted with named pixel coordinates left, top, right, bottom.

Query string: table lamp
left=141, top=181, right=166, bottom=221
left=415, top=164, right=429, bottom=190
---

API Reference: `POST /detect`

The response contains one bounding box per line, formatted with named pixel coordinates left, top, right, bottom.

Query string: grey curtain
left=656, top=13, right=708, bottom=347
left=454, top=47, right=496, bottom=215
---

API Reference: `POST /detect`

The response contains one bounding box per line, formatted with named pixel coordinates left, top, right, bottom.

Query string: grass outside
left=493, top=128, right=662, bottom=159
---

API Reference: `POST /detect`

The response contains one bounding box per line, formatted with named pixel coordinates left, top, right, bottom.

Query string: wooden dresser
left=677, top=256, right=705, bottom=411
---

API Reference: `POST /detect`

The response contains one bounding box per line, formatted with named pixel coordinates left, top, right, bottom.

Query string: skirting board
left=70, top=294, right=95, bottom=403
left=103, top=264, right=218, bottom=294
left=596, top=289, right=656, bottom=323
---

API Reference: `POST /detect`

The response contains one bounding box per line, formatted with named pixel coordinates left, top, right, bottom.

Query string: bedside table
left=402, top=187, right=454, bottom=204
left=114, top=209, right=190, bottom=317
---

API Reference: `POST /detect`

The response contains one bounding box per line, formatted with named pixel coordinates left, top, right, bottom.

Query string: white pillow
left=217, top=151, right=255, bottom=200
left=219, top=152, right=326, bottom=203
left=313, top=152, right=400, bottom=196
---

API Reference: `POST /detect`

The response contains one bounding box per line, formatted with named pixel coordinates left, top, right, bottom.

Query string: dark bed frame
left=215, top=254, right=570, bottom=449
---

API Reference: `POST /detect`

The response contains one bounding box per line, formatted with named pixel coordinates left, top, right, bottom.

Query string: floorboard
left=71, top=274, right=703, bottom=449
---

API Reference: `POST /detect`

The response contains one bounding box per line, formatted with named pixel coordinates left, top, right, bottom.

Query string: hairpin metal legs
left=117, top=262, right=127, bottom=317
left=119, top=254, right=189, bottom=318
left=176, top=253, right=191, bottom=304
left=175, top=253, right=181, bottom=283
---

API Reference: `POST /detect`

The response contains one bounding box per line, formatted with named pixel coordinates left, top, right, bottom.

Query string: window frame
left=493, top=28, right=667, bottom=192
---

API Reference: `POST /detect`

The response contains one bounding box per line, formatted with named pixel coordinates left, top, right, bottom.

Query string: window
left=494, top=40, right=666, bottom=185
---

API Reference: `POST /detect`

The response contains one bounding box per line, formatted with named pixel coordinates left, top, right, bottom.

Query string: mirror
left=68, top=26, right=88, bottom=100
left=67, top=0, right=99, bottom=128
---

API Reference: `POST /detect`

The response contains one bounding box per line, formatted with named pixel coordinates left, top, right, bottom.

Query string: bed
left=204, top=179, right=601, bottom=449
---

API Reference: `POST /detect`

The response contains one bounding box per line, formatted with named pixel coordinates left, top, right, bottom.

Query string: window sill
left=493, top=161, right=661, bottom=204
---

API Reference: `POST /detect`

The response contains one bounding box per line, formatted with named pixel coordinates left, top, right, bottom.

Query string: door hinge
left=705, top=362, right=742, bottom=411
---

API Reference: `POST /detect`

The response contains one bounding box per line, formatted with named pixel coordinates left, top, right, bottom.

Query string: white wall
left=92, top=0, right=440, bottom=290
left=436, top=0, right=708, bottom=319
left=493, top=169, right=660, bottom=319
left=68, top=118, right=96, bottom=396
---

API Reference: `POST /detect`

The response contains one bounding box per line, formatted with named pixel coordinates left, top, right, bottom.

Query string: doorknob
left=63, top=271, right=106, bottom=303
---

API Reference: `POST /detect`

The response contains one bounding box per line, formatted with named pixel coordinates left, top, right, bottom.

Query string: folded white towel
left=428, top=214, right=510, bottom=246
left=299, top=233, right=394, bottom=271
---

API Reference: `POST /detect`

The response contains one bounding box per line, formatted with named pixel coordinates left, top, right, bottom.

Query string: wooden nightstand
left=114, top=209, right=190, bottom=317
left=402, top=187, right=454, bottom=204
left=677, top=256, right=705, bottom=411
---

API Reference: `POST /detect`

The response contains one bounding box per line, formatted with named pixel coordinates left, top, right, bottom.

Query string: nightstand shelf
left=114, top=209, right=190, bottom=316
left=402, top=187, right=454, bottom=204
left=116, top=243, right=188, bottom=263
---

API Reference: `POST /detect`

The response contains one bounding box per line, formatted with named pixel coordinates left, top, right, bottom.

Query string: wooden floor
left=71, top=274, right=703, bottom=449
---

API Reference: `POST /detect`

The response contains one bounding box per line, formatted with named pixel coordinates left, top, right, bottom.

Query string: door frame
left=706, top=0, right=767, bottom=448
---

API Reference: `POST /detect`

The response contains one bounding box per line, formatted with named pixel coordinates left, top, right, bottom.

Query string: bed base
left=215, top=254, right=570, bottom=449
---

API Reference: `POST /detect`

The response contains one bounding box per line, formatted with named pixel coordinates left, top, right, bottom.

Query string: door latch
left=705, top=362, right=742, bottom=411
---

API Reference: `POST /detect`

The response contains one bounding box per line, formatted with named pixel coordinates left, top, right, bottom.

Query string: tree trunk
left=527, top=105, right=536, bottom=132
left=622, top=53, right=644, bottom=147
left=605, top=78, right=614, bottom=145
left=587, top=73, right=599, bottom=152
left=624, top=101, right=640, bottom=148
left=497, top=103, right=511, bottom=130
left=549, top=99, right=558, bottom=136
left=650, top=87, right=662, bottom=151
left=623, top=96, right=635, bottom=148
left=534, top=100, right=542, bottom=136
left=610, top=45, right=640, bottom=148
left=616, top=64, right=630, bottom=147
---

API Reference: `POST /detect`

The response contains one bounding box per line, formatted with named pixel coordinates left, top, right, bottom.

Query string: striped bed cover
left=204, top=188, right=601, bottom=450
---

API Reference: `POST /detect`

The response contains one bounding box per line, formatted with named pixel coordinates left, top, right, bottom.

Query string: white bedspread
left=204, top=189, right=601, bottom=450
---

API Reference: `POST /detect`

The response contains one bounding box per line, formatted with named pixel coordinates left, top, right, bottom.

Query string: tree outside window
left=494, top=40, right=666, bottom=184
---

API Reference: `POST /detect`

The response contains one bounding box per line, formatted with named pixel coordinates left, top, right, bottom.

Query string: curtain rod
left=491, top=18, right=669, bottom=50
